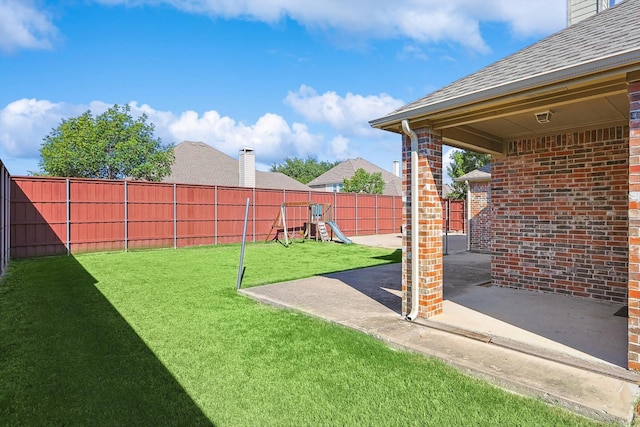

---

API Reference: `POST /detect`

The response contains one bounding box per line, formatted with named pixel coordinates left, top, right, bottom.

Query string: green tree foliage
left=446, top=150, right=491, bottom=199
left=39, top=104, right=174, bottom=181
left=342, top=168, right=384, bottom=194
left=270, top=156, right=340, bottom=184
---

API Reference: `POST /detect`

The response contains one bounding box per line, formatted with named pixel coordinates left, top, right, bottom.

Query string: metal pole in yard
left=236, top=197, right=250, bottom=290
left=173, top=183, right=177, bottom=249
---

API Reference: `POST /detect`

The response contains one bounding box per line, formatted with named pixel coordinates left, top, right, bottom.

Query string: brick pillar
left=629, top=80, right=640, bottom=371
left=402, top=126, right=443, bottom=319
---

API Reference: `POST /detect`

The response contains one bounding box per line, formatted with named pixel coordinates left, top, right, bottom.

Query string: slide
left=325, top=221, right=352, bottom=244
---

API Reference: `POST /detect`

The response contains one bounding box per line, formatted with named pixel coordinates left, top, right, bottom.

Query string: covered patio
left=242, top=234, right=636, bottom=422
left=369, top=0, right=640, bottom=371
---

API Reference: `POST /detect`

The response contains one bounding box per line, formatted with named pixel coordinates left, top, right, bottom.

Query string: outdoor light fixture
left=534, top=110, right=553, bottom=124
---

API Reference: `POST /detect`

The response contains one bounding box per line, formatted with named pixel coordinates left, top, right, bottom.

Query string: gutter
left=370, top=49, right=640, bottom=130
left=401, top=119, right=420, bottom=322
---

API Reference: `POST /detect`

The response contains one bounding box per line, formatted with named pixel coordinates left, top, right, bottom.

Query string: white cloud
left=2, top=0, right=568, bottom=55
left=285, top=85, right=404, bottom=137
left=0, top=0, right=58, bottom=54
left=0, top=99, right=77, bottom=157
left=0, top=98, right=328, bottom=167
left=93, top=0, right=566, bottom=52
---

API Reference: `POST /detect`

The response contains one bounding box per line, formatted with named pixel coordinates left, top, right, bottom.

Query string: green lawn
left=0, top=241, right=605, bottom=426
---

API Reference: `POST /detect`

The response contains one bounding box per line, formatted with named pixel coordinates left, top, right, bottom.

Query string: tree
left=446, top=150, right=491, bottom=199
left=39, top=104, right=174, bottom=181
left=342, top=168, right=384, bottom=194
left=270, top=156, right=340, bottom=184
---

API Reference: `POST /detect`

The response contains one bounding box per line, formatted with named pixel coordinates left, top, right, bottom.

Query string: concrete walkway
left=240, top=234, right=640, bottom=424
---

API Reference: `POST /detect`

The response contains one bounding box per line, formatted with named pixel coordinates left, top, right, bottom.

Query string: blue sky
left=1, top=0, right=580, bottom=181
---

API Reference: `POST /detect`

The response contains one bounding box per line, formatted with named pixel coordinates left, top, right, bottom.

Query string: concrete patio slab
left=240, top=234, right=640, bottom=424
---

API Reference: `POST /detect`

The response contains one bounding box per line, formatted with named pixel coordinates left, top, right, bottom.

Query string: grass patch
left=0, top=242, right=604, bottom=426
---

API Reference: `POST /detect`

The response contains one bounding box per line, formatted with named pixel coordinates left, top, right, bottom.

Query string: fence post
left=173, top=183, right=177, bottom=249
left=66, top=178, right=70, bottom=255
left=214, top=186, right=218, bottom=245
left=252, top=188, right=256, bottom=242
left=355, top=193, right=358, bottom=236
left=334, top=191, right=337, bottom=222
left=375, top=194, right=378, bottom=235
left=124, top=181, right=128, bottom=252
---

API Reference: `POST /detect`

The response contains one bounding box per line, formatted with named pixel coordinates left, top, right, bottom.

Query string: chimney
left=239, top=147, right=255, bottom=188
left=393, top=160, right=400, bottom=177
left=567, top=0, right=610, bottom=26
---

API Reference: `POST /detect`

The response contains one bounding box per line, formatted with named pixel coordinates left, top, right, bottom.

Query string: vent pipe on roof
left=401, top=119, right=420, bottom=322
left=239, top=148, right=255, bottom=188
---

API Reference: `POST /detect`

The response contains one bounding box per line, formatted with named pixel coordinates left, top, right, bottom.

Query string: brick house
left=307, top=158, right=403, bottom=196
left=370, top=0, right=640, bottom=370
left=455, top=164, right=491, bottom=253
left=163, top=141, right=312, bottom=191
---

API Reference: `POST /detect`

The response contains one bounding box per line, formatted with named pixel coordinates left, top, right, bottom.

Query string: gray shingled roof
left=371, top=0, right=640, bottom=126
left=454, top=163, right=492, bottom=182
left=308, top=158, right=402, bottom=196
left=163, top=141, right=311, bottom=191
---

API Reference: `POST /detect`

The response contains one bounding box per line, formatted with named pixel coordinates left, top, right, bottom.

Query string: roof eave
left=369, top=49, right=640, bottom=132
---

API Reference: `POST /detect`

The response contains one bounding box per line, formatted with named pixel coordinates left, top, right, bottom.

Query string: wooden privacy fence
left=443, top=199, right=465, bottom=233
left=0, top=161, right=10, bottom=274
left=11, top=177, right=404, bottom=258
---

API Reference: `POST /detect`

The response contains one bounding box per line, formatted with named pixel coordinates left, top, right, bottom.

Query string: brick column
left=402, top=126, right=443, bottom=318
left=629, top=80, right=640, bottom=371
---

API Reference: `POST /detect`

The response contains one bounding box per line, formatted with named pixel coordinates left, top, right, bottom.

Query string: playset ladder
left=316, top=221, right=330, bottom=242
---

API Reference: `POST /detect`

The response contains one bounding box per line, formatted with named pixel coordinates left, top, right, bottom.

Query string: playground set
left=265, top=202, right=352, bottom=247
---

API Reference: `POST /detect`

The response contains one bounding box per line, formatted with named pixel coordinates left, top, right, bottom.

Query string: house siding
left=492, top=125, right=629, bottom=304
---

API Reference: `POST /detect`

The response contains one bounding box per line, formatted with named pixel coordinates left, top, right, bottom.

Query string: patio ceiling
left=375, top=68, right=636, bottom=159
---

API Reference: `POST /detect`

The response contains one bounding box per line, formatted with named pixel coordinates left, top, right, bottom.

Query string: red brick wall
left=492, top=126, right=628, bottom=303
left=628, top=81, right=640, bottom=370
left=469, top=181, right=491, bottom=252
left=402, top=126, right=443, bottom=318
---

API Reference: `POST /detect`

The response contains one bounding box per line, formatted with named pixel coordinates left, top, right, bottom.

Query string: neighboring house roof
left=442, top=183, right=454, bottom=198
left=370, top=0, right=640, bottom=156
left=308, top=158, right=402, bottom=196
left=455, top=164, right=492, bottom=182
left=163, top=141, right=311, bottom=191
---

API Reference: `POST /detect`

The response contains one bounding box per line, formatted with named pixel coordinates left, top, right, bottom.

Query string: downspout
left=465, top=180, right=471, bottom=251
left=401, top=119, right=420, bottom=321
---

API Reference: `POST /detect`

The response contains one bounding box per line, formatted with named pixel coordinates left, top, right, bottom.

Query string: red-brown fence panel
left=11, top=177, right=67, bottom=258
left=9, top=177, right=404, bottom=257
left=356, top=194, right=377, bottom=236
left=216, top=186, right=254, bottom=244
left=443, top=199, right=465, bottom=233
left=176, top=185, right=216, bottom=247
left=126, top=181, right=173, bottom=250
left=71, top=179, right=125, bottom=253
left=334, top=192, right=356, bottom=236
left=254, top=189, right=286, bottom=242
left=0, top=161, right=10, bottom=274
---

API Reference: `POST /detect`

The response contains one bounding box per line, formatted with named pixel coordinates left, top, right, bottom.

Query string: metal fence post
left=66, top=178, right=70, bottom=255
left=375, top=194, right=378, bottom=234
left=355, top=193, right=358, bottom=236
left=173, top=183, right=177, bottom=249
left=252, top=188, right=256, bottom=242
left=124, top=181, right=128, bottom=252
left=214, top=186, right=218, bottom=245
